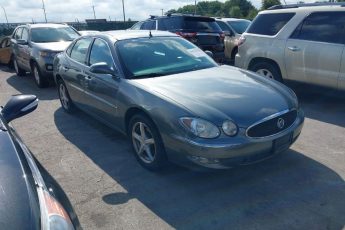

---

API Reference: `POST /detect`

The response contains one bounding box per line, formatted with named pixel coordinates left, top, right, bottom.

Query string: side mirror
left=205, top=50, right=214, bottom=58
left=17, top=39, right=28, bottom=45
left=90, top=62, right=118, bottom=77
left=1, top=95, right=38, bottom=123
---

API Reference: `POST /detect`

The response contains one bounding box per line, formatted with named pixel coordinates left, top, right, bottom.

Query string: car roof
left=102, top=30, right=178, bottom=41
left=216, top=18, right=250, bottom=22
left=27, top=23, right=70, bottom=28
left=261, top=4, right=345, bottom=14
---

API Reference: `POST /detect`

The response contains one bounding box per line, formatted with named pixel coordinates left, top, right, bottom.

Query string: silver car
left=235, top=3, right=345, bottom=90
left=11, top=23, right=80, bottom=88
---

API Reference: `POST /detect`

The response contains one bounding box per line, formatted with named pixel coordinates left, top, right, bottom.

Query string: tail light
left=219, top=32, right=225, bottom=41
left=176, top=32, right=197, bottom=38
left=238, top=35, right=246, bottom=46
left=39, top=189, right=75, bottom=230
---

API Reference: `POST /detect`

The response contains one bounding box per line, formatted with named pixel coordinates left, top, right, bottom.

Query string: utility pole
left=1, top=6, right=9, bottom=29
left=161, top=9, right=164, bottom=16
left=194, top=0, right=197, bottom=15
left=92, top=5, right=96, bottom=19
left=122, top=0, right=126, bottom=23
left=41, top=0, right=47, bottom=22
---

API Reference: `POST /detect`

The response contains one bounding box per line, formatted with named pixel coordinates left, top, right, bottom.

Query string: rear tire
left=129, top=114, right=168, bottom=171
left=250, top=62, right=283, bottom=83
left=57, top=79, right=75, bottom=113
left=13, top=57, right=26, bottom=76
left=32, top=63, right=48, bottom=88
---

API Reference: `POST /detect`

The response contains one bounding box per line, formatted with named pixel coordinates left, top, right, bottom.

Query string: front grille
left=247, top=110, right=297, bottom=138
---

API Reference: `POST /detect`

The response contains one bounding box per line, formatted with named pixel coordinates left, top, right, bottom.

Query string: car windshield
left=116, top=37, right=218, bottom=79
left=31, top=27, right=79, bottom=43
left=227, top=20, right=251, bottom=34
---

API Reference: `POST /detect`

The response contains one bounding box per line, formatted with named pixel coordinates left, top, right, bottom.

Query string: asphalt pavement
left=0, top=65, right=344, bottom=230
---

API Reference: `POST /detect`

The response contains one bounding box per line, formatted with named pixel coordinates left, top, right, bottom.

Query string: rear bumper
left=164, top=110, right=304, bottom=170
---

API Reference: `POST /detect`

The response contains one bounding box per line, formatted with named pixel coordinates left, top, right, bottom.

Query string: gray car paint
left=54, top=31, right=304, bottom=169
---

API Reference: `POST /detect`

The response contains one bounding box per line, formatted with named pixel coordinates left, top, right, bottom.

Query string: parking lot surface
left=0, top=65, right=344, bottom=230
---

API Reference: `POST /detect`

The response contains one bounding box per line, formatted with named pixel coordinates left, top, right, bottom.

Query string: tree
left=262, top=0, right=281, bottom=10
left=229, top=6, right=243, bottom=18
left=247, top=8, right=258, bottom=20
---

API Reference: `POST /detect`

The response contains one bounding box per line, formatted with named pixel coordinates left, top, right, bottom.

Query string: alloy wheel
left=131, top=122, right=156, bottom=164
left=256, top=69, right=274, bottom=79
left=33, top=66, right=41, bottom=85
left=14, top=59, right=19, bottom=74
left=59, top=83, right=69, bottom=109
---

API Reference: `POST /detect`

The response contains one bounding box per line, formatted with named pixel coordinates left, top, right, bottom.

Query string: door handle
left=288, top=46, right=300, bottom=52
left=62, top=66, right=69, bottom=71
left=85, top=76, right=92, bottom=80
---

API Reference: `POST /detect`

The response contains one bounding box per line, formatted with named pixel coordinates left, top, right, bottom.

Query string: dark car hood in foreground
left=0, top=130, right=40, bottom=230
left=133, top=65, right=296, bottom=127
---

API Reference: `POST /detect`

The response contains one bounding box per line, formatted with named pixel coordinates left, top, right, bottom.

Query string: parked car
left=0, top=36, right=12, bottom=65
left=235, top=3, right=345, bottom=90
left=0, top=95, right=75, bottom=229
left=130, top=14, right=225, bottom=62
left=215, top=18, right=251, bottom=62
left=11, top=23, right=80, bottom=88
left=53, top=30, right=304, bottom=171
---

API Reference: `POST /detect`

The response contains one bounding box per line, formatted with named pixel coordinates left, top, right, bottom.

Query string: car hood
left=132, top=65, right=297, bottom=127
left=32, top=41, right=71, bottom=52
left=0, top=130, right=40, bottom=230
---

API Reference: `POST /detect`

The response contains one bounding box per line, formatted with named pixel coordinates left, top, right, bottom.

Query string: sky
left=0, top=0, right=316, bottom=23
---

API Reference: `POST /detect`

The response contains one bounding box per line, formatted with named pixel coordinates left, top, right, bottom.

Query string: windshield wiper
left=132, top=73, right=166, bottom=79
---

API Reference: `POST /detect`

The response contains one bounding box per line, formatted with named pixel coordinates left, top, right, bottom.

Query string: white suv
left=235, top=3, right=345, bottom=91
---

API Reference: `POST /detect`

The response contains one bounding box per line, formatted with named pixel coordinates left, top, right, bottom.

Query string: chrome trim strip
left=172, top=135, right=243, bottom=149
left=246, top=109, right=297, bottom=139
left=83, top=90, right=118, bottom=109
left=21, top=99, right=39, bottom=112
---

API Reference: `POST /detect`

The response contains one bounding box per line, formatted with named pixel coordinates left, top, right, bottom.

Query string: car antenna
left=149, top=30, right=153, bottom=38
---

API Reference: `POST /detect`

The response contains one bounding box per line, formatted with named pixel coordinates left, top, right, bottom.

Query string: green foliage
left=261, top=0, right=281, bottom=10
left=167, top=0, right=257, bottom=19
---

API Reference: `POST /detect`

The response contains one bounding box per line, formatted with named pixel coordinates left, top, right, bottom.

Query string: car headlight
left=222, top=120, right=238, bottom=137
left=180, top=117, right=220, bottom=139
left=39, top=51, right=57, bottom=58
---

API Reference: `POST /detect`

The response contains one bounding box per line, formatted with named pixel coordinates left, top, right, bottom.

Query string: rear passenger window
left=70, top=38, right=93, bottom=64
left=247, top=13, right=295, bottom=36
left=290, top=12, right=345, bottom=44
left=158, top=17, right=181, bottom=30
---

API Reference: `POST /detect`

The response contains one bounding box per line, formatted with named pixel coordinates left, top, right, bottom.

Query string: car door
left=11, top=27, right=23, bottom=65
left=63, top=37, right=94, bottom=108
left=84, top=38, right=120, bottom=125
left=19, top=28, right=31, bottom=70
left=284, top=12, right=345, bottom=89
left=0, top=37, right=11, bottom=64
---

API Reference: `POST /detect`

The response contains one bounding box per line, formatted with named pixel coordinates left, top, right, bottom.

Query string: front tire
left=57, top=79, right=75, bottom=113
left=32, top=63, right=48, bottom=88
left=250, top=62, right=283, bottom=82
left=13, top=57, right=26, bottom=76
left=129, top=114, right=168, bottom=171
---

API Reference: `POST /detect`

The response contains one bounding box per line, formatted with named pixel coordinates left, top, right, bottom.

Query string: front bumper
left=36, top=55, right=60, bottom=81
left=164, top=110, right=304, bottom=170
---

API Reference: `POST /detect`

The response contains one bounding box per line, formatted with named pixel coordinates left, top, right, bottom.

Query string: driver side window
left=89, top=39, right=114, bottom=68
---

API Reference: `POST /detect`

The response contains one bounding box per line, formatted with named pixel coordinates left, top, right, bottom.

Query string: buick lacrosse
left=53, top=30, right=304, bottom=170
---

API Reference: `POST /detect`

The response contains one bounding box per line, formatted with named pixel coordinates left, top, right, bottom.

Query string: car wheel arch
left=248, top=58, right=283, bottom=77
left=125, top=107, right=160, bottom=137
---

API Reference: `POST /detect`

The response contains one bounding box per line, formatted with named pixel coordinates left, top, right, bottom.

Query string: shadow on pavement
left=54, top=107, right=345, bottom=230
left=287, top=82, right=345, bottom=128
left=5, top=73, right=57, bottom=101
left=34, top=157, right=82, bottom=230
